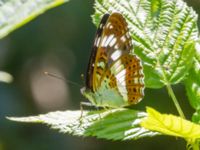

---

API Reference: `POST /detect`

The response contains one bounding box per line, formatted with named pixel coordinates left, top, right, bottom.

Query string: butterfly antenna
left=44, top=71, right=82, bottom=87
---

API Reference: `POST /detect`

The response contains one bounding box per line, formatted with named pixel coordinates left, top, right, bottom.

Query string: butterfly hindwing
left=109, top=54, right=144, bottom=104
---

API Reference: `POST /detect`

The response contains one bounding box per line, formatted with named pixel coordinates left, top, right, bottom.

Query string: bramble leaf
left=141, top=107, right=200, bottom=142
left=93, top=0, right=198, bottom=88
left=184, top=42, right=200, bottom=123
left=7, top=108, right=158, bottom=140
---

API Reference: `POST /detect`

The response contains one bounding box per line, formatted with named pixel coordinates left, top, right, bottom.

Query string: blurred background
left=0, top=0, right=200, bottom=150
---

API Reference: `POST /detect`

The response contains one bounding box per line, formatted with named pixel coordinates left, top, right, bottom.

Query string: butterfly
left=81, top=12, right=145, bottom=108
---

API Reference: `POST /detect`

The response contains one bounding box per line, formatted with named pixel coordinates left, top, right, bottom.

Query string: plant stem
left=166, top=84, right=200, bottom=149
left=165, top=84, right=185, bottom=119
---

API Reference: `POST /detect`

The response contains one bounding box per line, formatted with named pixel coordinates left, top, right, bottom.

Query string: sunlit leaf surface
left=7, top=108, right=158, bottom=140
left=0, top=0, right=69, bottom=39
left=141, top=107, right=200, bottom=141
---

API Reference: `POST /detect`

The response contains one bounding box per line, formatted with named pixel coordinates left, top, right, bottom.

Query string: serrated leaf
left=0, top=0, right=69, bottom=39
left=7, top=108, right=158, bottom=141
left=141, top=107, right=200, bottom=142
left=184, top=42, right=200, bottom=123
left=93, top=0, right=198, bottom=88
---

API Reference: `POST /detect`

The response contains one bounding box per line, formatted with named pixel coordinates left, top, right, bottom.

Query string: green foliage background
left=1, top=0, right=200, bottom=150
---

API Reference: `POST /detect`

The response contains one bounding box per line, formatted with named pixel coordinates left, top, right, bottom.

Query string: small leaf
left=184, top=41, right=200, bottom=123
left=0, top=71, right=13, bottom=83
left=192, top=110, right=200, bottom=124
left=7, top=108, right=158, bottom=140
left=141, top=107, right=200, bottom=141
left=0, top=0, right=69, bottom=39
left=93, top=0, right=198, bottom=88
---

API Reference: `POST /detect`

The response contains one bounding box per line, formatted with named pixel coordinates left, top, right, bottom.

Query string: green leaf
left=0, top=0, right=69, bottom=39
left=141, top=107, right=200, bottom=142
left=192, top=111, right=200, bottom=124
left=7, top=108, right=158, bottom=140
left=93, top=0, right=198, bottom=88
left=184, top=41, right=200, bottom=123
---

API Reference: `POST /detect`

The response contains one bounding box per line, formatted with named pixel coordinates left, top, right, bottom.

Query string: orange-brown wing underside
left=91, top=13, right=132, bottom=91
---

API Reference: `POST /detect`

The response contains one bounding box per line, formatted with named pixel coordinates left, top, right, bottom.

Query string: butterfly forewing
left=86, top=14, right=109, bottom=91
left=84, top=12, right=145, bottom=107
left=89, top=13, right=132, bottom=91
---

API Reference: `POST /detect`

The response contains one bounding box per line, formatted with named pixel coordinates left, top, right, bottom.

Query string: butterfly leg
left=78, top=102, right=94, bottom=127
left=79, top=101, right=105, bottom=121
left=79, top=101, right=98, bottom=119
left=79, top=102, right=91, bottom=119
